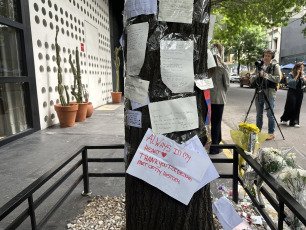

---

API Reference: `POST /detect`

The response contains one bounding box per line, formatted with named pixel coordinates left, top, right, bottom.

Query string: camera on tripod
left=255, top=60, right=264, bottom=71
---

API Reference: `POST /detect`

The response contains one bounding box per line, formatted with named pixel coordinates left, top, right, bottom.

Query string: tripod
left=244, top=77, right=285, bottom=140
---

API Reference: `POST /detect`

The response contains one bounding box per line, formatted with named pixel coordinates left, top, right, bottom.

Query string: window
left=0, top=0, right=40, bottom=146
left=273, top=39, right=278, bottom=51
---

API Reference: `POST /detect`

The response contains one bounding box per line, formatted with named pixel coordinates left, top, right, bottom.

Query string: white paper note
left=251, top=216, right=263, bottom=225
left=126, top=128, right=210, bottom=205
left=207, top=49, right=216, bottom=69
left=125, top=76, right=150, bottom=105
left=160, top=40, right=194, bottom=93
left=233, top=221, right=252, bottom=230
left=208, top=14, right=216, bottom=42
left=182, top=135, right=219, bottom=191
left=212, top=197, right=243, bottom=230
left=195, top=78, right=214, bottom=90
left=127, top=110, right=142, bottom=128
left=124, top=0, right=157, bottom=19
left=127, top=22, right=149, bottom=76
left=131, top=95, right=150, bottom=110
left=148, top=96, right=198, bottom=134
left=158, top=0, right=194, bottom=24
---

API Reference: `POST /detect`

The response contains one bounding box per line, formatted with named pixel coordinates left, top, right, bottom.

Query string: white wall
left=29, top=0, right=112, bottom=129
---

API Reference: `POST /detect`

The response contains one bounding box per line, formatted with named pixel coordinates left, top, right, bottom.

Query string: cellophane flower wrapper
left=230, top=123, right=269, bottom=177
left=230, top=130, right=269, bottom=154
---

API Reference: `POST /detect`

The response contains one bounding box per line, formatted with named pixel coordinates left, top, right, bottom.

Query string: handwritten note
left=160, top=40, right=194, bottom=93
left=127, top=110, right=142, bottom=128
left=131, top=94, right=150, bottom=110
left=195, top=78, right=214, bottom=90
left=148, top=96, right=198, bottom=134
left=127, top=22, right=149, bottom=76
left=125, top=76, right=150, bottom=105
left=207, top=49, right=216, bottom=69
left=182, top=135, right=219, bottom=191
left=124, top=0, right=157, bottom=19
left=126, top=128, right=210, bottom=205
left=158, top=0, right=194, bottom=24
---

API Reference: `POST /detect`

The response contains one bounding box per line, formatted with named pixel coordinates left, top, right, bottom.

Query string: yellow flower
left=238, top=123, right=259, bottom=133
left=239, top=123, right=248, bottom=130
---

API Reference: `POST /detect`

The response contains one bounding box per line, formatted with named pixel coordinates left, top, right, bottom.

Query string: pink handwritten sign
left=126, top=128, right=210, bottom=205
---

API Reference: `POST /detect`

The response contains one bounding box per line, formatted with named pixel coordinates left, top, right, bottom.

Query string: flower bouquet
left=230, top=123, right=270, bottom=176
left=256, top=148, right=286, bottom=206
left=278, top=155, right=306, bottom=230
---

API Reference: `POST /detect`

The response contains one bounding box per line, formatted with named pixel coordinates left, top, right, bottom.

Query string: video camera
left=255, top=60, right=264, bottom=71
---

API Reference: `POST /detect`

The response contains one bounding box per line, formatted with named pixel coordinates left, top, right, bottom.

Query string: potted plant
left=69, top=47, right=88, bottom=122
left=54, top=28, right=78, bottom=127
left=83, top=85, right=93, bottom=117
left=111, top=46, right=122, bottom=103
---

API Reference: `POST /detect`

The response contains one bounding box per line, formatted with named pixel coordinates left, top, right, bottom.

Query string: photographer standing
left=280, top=62, right=305, bottom=127
left=250, top=49, right=281, bottom=140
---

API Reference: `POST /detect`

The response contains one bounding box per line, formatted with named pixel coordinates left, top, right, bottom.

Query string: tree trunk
left=125, top=1, right=215, bottom=229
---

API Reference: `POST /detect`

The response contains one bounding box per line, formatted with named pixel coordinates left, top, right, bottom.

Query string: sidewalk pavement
left=0, top=102, right=233, bottom=229
left=0, top=102, right=125, bottom=229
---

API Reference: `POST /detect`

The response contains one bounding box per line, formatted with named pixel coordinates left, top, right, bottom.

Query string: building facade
left=280, top=10, right=306, bottom=65
left=0, top=0, right=123, bottom=146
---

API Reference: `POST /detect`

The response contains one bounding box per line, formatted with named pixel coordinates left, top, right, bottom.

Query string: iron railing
left=0, top=144, right=305, bottom=230
left=0, top=145, right=125, bottom=230
left=210, top=144, right=306, bottom=230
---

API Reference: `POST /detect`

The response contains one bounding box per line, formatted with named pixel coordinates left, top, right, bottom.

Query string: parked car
left=240, top=72, right=252, bottom=87
left=230, top=73, right=240, bottom=83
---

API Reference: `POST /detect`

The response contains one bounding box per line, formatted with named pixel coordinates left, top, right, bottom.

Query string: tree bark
left=125, top=1, right=215, bottom=229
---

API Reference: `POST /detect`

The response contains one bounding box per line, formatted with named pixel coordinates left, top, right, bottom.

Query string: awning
left=280, top=63, right=295, bottom=69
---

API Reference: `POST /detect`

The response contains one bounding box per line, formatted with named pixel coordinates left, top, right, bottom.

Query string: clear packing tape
left=160, top=33, right=201, bottom=61
left=193, top=0, right=210, bottom=23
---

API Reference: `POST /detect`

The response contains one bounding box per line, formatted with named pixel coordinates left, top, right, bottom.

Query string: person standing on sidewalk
left=208, top=43, right=230, bottom=154
left=280, top=62, right=305, bottom=127
left=250, top=49, right=281, bottom=140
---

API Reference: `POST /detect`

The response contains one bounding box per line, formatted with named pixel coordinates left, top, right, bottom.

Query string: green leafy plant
left=69, top=47, right=83, bottom=103
left=55, top=27, right=70, bottom=106
left=114, top=46, right=122, bottom=92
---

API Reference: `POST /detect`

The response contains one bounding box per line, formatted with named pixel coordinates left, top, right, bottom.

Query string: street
left=222, top=83, right=306, bottom=169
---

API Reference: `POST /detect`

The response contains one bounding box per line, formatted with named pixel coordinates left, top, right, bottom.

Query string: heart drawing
left=161, top=152, right=167, bottom=158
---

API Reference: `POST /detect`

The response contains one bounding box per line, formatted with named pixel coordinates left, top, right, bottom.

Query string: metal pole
left=81, top=148, right=91, bottom=196
left=271, top=27, right=274, bottom=49
left=28, top=195, right=37, bottom=230
left=278, top=198, right=284, bottom=230
left=232, top=148, right=239, bottom=203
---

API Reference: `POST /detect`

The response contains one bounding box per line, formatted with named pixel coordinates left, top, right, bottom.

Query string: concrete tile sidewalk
left=0, top=102, right=125, bottom=229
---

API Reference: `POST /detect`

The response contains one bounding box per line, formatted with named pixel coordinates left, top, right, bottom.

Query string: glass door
left=0, top=0, right=40, bottom=145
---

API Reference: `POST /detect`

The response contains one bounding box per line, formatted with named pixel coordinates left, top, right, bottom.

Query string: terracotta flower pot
left=86, top=102, right=94, bottom=117
left=75, top=102, right=88, bottom=122
left=111, top=92, right=122, bottom=104
left=54, top=104, right=78, bottom=127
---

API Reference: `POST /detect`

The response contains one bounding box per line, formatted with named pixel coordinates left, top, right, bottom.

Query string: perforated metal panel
left=29, top=0, right=112, bottom=128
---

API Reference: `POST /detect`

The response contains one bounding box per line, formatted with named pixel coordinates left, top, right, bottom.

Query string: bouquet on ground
left=231, top=123, right=270, bottom=176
